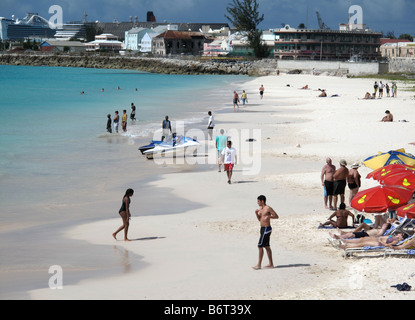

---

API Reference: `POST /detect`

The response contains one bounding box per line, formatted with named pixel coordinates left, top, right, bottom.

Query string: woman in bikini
left=112, top=188, right=134, bottom=241
left=339, top=233, right=406, bottom=250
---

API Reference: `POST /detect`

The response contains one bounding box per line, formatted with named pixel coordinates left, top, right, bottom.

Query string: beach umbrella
left=366, top=163, right=415, bottom=180
left=396, top=203, right=415, bottom=219
left=381, top=171, right=415, bottom=190
left=363, top=149, right=415, bottom=170
left=351, top=185, right=414, bottom=213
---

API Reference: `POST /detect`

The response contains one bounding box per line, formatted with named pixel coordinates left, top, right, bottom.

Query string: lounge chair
left=342, top=234, right=415, bottom=258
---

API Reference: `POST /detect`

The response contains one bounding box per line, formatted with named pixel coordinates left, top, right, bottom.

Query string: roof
left=41, top=40, right=85, bottom=47
left=380, top=38, right=410, bottom=45
left=155, top=30, right=204, bottom=40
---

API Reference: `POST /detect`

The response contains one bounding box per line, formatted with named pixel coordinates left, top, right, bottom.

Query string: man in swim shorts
left=252, top=195, right=279, bottom=270
left=321, top=157, right=336, bottom=209
left=333, top=159, right=349, bottom=210
left=113, top=110, right=119, bottom=133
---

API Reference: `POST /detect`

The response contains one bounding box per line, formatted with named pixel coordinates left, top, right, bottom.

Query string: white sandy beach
left=29, top=73, right=415, bottom=300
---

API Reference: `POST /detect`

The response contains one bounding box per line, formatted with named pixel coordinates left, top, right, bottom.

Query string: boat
left=140, top=135, right=200, bottom=159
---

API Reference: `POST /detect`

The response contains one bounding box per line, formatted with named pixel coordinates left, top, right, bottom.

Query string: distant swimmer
left=101, top=88, right=104, bottom=92
left=81, top=91, right=85, bottom=95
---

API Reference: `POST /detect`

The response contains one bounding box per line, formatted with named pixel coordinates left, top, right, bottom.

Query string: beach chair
left=384, top=234, right=415, bottom=258
left=343, top=234, right=415, bottom=259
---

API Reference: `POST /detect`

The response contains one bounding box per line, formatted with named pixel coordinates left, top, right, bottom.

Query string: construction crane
left=316, top=11, right=330, bottom=30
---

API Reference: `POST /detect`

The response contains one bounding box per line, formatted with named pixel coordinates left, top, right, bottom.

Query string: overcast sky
left=1, top=0, right=414, bottom=36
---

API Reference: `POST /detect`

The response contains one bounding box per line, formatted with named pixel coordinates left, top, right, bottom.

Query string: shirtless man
left=347, top=162, right=361, bottom=204
left=381, top=110, right=393, bottom=122
left=333, top=159, right=349, bottom=210
left=321, top=157, right=336, bottom=209
left=319, top=203, right=355, bottom=228
left=259, top=85, right=264, bottom=99
left=252, top=195, right=279, bottom=270
left=329, top=222, right=392, bottom=240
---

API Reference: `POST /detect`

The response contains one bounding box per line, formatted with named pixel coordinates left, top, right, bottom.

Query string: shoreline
left=19, top=72, right=415, bottom=299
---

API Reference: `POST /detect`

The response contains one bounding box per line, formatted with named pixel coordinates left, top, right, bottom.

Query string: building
left=85, top=33, right=123, bottom=52
left=152, top=30, right=206, bottom=56
left=40, top=39, right=86, bottom=53
left=124, top=27, right=150, bottom=51
left=203, top=37, right=230, bottom=56
left=272, top=24, right=382, bottom=61
left=381, top=42, right=415, bottom=59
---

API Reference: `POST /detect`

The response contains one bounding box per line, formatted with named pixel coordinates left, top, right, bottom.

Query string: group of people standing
left=106, top=103, right=136, bottom=133
left=373, top=81, right=398, bottom=98
left=321, top=157, right=361, bottom=211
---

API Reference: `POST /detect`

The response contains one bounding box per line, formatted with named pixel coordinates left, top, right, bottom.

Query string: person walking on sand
left=252, top=195, right=279, bottom=270
left=112, top=188, right=134, bottom=241
left=321, top=157, right=336, bottom=210
left=207, top=111, right=215, bottom=140
left=233, top=91, right=239, bottom=112
left=113, top=110, right=119, bottom=133
left=221, top=140, right=237, bottom=184
left=241, top=90, right=248, bottom=105
left=259, top=85, right=264, bottom=99
left=215, top=129, right=228, bottom=172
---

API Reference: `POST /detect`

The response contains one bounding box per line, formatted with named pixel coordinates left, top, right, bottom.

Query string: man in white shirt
left=221, top=140, right=237, bottom=184
left=207, top=111, right=215, bottom=140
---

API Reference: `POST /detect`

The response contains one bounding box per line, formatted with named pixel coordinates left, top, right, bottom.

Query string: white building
left=140, top=25, right=177, bottom=53
left=85, top=33, right=123, bottom=52
left=124, top=27, right=149, bottom=51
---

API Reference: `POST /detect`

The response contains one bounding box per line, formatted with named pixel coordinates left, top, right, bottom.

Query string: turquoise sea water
left=0, top=65, right=247, bottom=211
left=0, top=65, right=248, bottom=297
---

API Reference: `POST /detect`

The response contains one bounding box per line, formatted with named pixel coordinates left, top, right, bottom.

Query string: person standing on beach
left=112, top=188, right=134, bottom=242
left=347, top=162, right=361, bottom=204
left=215, top=129, right=228, bottom=172
left=161, top=115, right=172, bottom=141
left=233, top=91, right=239, bottom=112
left=253, top=195, right=279, bottom=270
left=106, top=114, right=112, bottom=133
left=333, top=159, right=349, bottom=210
left=373, top=81, right=378, bottom=96
left=321, top=157, right=336, bottom=210
left=122, top=110, right=127, bottom=132
left=207, top=111, right=215, bottom=141
left=221, top=140, right=237, bottom=184
left=378, top=81, right=384, bottom=98
left=259, top=85, right=264, bottom=99
left=113, top=110, right=119, bottom=133
left=241, top=90, right=248, bottom=105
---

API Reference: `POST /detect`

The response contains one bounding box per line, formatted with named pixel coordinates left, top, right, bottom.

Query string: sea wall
left=275, top=60, right=380, bottom=76
left=1, top=53, right=406, bottom=76
left=0, top=54, right=266, bottom=76
left=388, top=57, right=415, bottom=74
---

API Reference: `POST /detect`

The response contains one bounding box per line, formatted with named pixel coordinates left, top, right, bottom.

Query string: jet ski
left=142, top=135, right=200, bottom=159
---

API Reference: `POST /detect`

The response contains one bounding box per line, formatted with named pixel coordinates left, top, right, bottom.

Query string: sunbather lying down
left=329, top=222, right=392, bottom=240
left=338, top=233, right=407, bottom=250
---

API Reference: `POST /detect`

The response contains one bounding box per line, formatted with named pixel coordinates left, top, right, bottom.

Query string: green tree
left=399, top=33, right=414, bottom=42
left=225, top=0, right=270, bottom=58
